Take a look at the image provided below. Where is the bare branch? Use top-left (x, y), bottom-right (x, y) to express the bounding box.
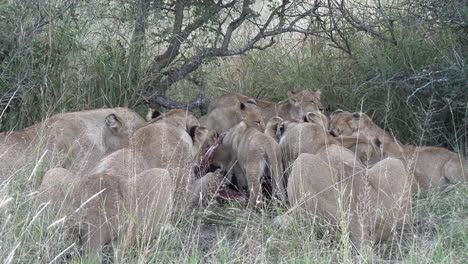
top-left (139, 0), bottom-right (325, 109)
top-left (331, 0), bottom-right (398, 45)
top-left (127, 0), bottom-right (151, 84)
top-left (222, 0), bottom-right (251, 50)
top-left (149, 0), bottom-right (237, 78)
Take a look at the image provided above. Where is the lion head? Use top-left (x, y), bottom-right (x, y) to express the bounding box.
top-left (328, 110), bottom-right (394, 142)
top-left (286, 90), bottom-right (324, 120)
top-left (238, 98), bottom-right (264, 130)
top-left (201, 97), bottom-right (264, 133)
top-left (329, 110), bottom-right (368, 137)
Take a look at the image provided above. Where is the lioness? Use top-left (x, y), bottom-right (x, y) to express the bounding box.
top-left (88, 110), bottom-right (218, 196)
top-left (212, 120), bottom-right (286, 206)
top-left (38, 110), bottom-right (227, 254)
top-left (39, 169), bottom-right (228, 255)
top-left (38, 167), bottom-right (173, 255)
top-left (265, 111), bottom-right (329, 143)
top-left (199, 97), bottom-right (263, 133)
top-left (362, 136), bottom-right (467, 191)
top-left (0, 108), bottom-right (145, 182)
top-left (328, 110), bottom-right (393, 140)
top-left (329, 110), bottom-right (467, 191)
top-left (278, 112), bottom-right (354, 173)
top-left (208, 90), bottom-right (324, 123)
top-left (288, 153), bottom-right (412, 248)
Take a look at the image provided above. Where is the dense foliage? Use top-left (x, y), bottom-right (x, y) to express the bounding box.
top-left (1, 0), bottom-right (465, 153)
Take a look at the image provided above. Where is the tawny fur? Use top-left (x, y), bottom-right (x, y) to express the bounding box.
top-left (287, 153), bottom-right (412, 248)
top-left (304, 111), bottom-right (329, 129)
top-left (37, 168), bottom-right (173, 255)
top-left (199, 97), bottom-right (263, 133)
top-left (264, 116), bottom-right (285, 142)
top-left (279, 116), bottom-right (342, 176)
top-left (212, 120), bottom-right (286, 206)
top-left (366, 137), bottom-right (467, 192)
top-left (0, 108), bottom-right (145, 182)
top-left (328, 110), bottom-right (394, 141)
top-left (276, 111), bottom-right (412, 247)
top-left (88, 110), bottom-right (218, 201)
top-left (37, 110), bottom-right (223, 254)
top-left (207, 90), bottom-right (324, 124)
top-left (329, 111), bottom-right (467, 191)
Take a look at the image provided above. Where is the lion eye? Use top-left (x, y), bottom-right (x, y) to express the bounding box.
top-left (309, 101), bottom-right (315, 104)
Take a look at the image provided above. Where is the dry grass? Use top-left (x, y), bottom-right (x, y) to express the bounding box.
top-left (0, 145), bottom-right (466, 263)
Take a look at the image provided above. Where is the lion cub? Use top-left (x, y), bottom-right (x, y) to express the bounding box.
top-left (212, 120), bottom-right (286, 206)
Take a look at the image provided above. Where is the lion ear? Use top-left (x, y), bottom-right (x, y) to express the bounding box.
top-left (374, 137), bottom-right (382, 148)
top-left (246, 98), bottom-right (257, 105)
top-left (189, 126), bottom-right (199, 140)
top-left (146, 108), bottom-right (161, 121)
top-left (304, 112), bottom-right (315, 123)
top-left (315, 90), bottom-right (321, 99)
top-left (279, 122), bottom-right (287, 136)
top-left (240, 102), bottom-right (246, 110)
top-left (105, 114), bottom-right (123, 135)
top-left (352, 112), bottom-right (361, 120)
top-left (332, 109), bottom-right (344, 115)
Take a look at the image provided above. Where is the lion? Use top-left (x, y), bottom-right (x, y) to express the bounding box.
top-left (87, 110), bottom-right (219, 198)
top-left (38, 168), bottom-right (228, 255)
top-left (328, 110), bottom-right (393, 140)
top-left (328, 110), bottom-right (467, 191)
top-left (273, 111), bottom-right (369, 182)
top-left (287, 153), bottom-right (412, 249)
top-left (211, 120), bottom-right (286, 206)
top-left (358, 136), bottom-right (467, 192)
top-left (37, 110), bottom-right (228, 255)
top-left (37, 167), bottom-right (173, 255)
top-left (0, 108), bottom-right (145, 182)
top-left (208, 90), bottom-right (324, 123)
top-left (278, 112), bottom-right (341, 173)
top-left (265, 111), bottom-right (329, 142)
top-left (199, 97), bottom-right (263, 133)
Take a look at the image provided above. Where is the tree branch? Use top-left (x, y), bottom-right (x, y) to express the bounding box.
top-left (127, 0), bottom-right (151, 85)
top-left (148, 0), bottom-right (237, 79)
top-left (139, 0), bottom-right (323, 110)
